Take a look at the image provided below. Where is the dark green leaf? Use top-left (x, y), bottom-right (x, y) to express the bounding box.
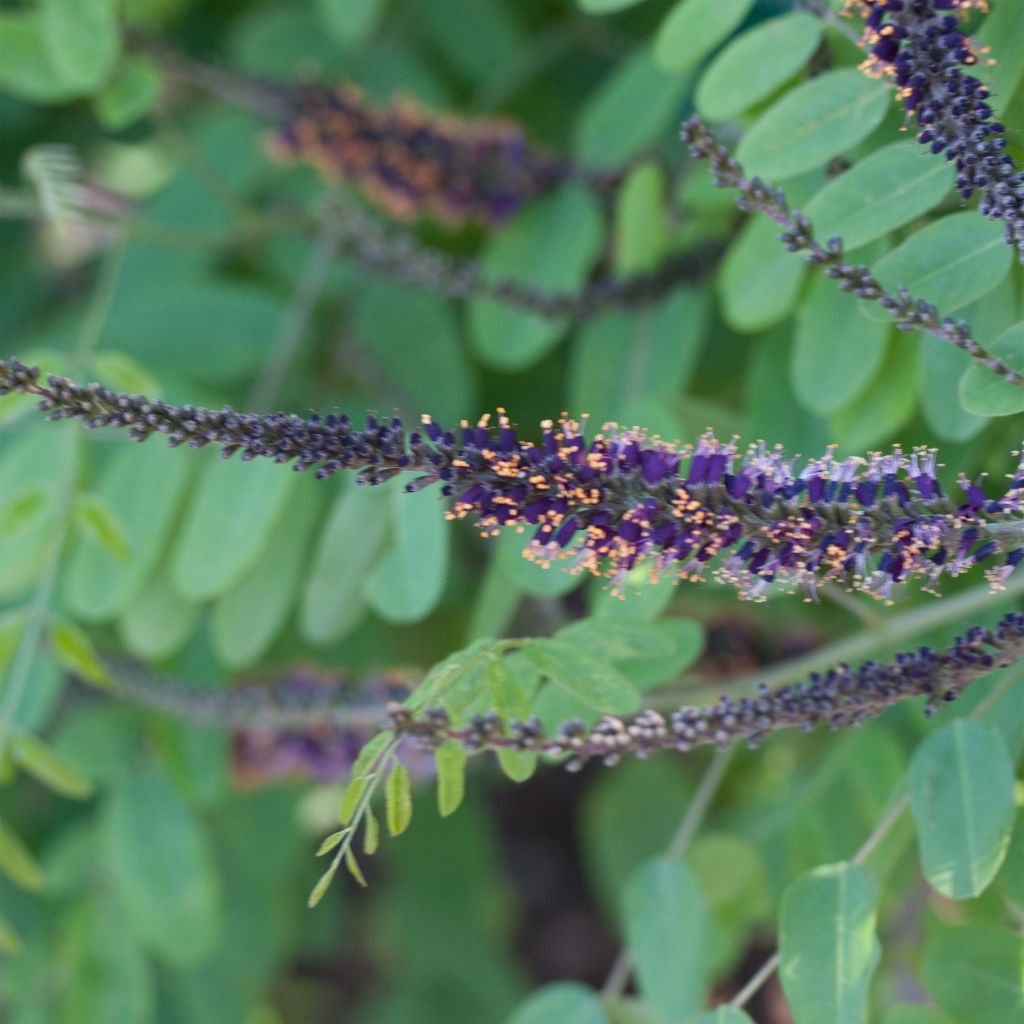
top-left (469, 185), bottom-right (603, 370)
top-left (575, 45), bottom-right (694, 168)
top-left (94, 56), bottom-right (162, 130)
top-left (103, 766), bottom-right (222, 964)
top-left (922, 926), bottom-right (1024, 1024)
top-left (909, 719), bottom-right (1015, 899)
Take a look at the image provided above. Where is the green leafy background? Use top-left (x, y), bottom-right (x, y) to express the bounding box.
top-left (1, 1), bottom-right (1022, 1022)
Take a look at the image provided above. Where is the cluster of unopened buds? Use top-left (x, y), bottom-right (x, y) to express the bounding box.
top-left (2, 358), bottom-right (1022, 606)
top-left (388, 611), bottom-right (1024, 770)
top-left (266, 81), bottom-right (569, 226)
top-left (847, 0), bottom-right (1024, 256)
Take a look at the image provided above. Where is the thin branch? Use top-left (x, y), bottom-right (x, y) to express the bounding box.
top-left (681, 116), bottom-right (1024, 387)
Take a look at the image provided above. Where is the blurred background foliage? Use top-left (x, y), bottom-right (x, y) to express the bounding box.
top-left (0, 1), bottom-right (1022, 1022)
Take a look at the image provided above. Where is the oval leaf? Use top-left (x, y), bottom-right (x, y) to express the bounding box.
top-left (737, 70), bottom-right (889, 182)
top-left (804, 142), bottom-right (955, 252)
top-left (521, 637), bottom-right (640, 715)
top-left (11, 732), bottom-right (93, 799)
top-left (909, 718), bottom-right (1016, 899)
top-left (385, 762), bottom-right (413, 837)
top-left (435, 741), bottom-right (467, 818)
top-left (959, 320), bottom-right (1024, 417)
top-left (505, 982), bottom-right (609, 1024)
top-left (469, 184), bottom-right (603, 371)
top-left (779, 862), bottom-right (881, 1024)
top-left (871, 213), bottom-right (1012, 315)
top-left (623, 857), bottom-right (710, 1021)
top-left (654, 0), bottom-right (755, 75)
top-left (102, 766), bottom-right (222, 964)
top-left (695, 12), bottom-right (822, 123)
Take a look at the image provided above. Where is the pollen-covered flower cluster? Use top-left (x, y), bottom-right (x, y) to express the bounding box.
top-left (389, 611), bottom-right (1024, 770)
top-left (266, 81), bottom-right (567, 226)
top-left (3, 357), bottom-right (1022, 605)
top-left (850, 0), bottom-right (1024, 256)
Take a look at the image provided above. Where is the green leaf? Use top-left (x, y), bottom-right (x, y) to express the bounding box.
top-left (871, 213), bottom-right (1012, 315)
top-left (50, 618), bottom-right (112, 689)
top-left (779, 862), bottom-right (881, 1024)
top-left (0, 484), bottom-right (48, 538)
top-left (695, 12), bottom-right (822, 123)
top-left (354, 283), bottom-right (476, 424)
top-left (316, 829), bottom-right (348, 857)
top-left (831, 336), bottom-right (918, 453)
top-left (496, 528), bottom-right (581, 599)
top-left (803, 142), bottom-right (955, 252)
top-left (362, 805), bottom-right (380, 855)
top-left (569, 287), bottom-right (709, 425)
top-left (505, 982), bottom-right (609, 1024)
top-left (556, 618), bottom-right (674, 661)
top-left (0, 611), bottom-right (25, 682)
top-left (89, 349), bottom-right (162, 397)
top-left (41, 0), bottom-right (120, 94)
top-left (736, 70), bottom-right (889, 182)
top-left (653, 0), bottom-right (755, 75)
top-left (521, 638), bottom-right (641, 715)
top-left (486, 656), bottom-right (537, 782)
top-left (977, 0), bottom-right (1024, 116)
top-left (0, 912), bottom-right (21, 955)
top-left (365, 484), bottom-right (450, 624)
top-left (385, 762), bottom-right (413, 836)
top-left (61, 897), bottom-right (155, 1024)
top-left (314, 0), bottom-right (384, 47)
top-left (73, 492), bottom-right (131, 563)
top-left (299, 480), bottom-right (391, 647)
top-left (922, 926), bottom-right (1024, 1024)
top-left (622, 857), bottom-right (710, 1021)
top-left (690, 1010), bottom-right (756, 1024)
top-left (117, 564), bottom-right (200, 661)
top-left (10, 732), bottom-right (93, 799)
top-left (103, 766), bottom-right (222, 964)
top-left (211, 479), bottom-right (322, 669)
top-left (94, 56), bottom-right (162, 130)
top-left (574, 45), bottom-right (694, 168)
top-left (64, 441), bottom-right (192, 623)
top-left (0, 818), bottom-right (44, 891)
top-left (881, 1008), bottom-right (951, 1024)
top-left (345, 847), bottom-right (368, 887)
top-left (792, 271), bottom-right (890, 416)
top-left (0, 11), bottom-right (81, 103)
top-left (469, 185), bottom-right (603, 371)
top-left (614, 162), bottom-right (667, 275)
top-left (436, 741), bottom-right (467, 818)
top-left (339, 732), bottom-right (391, 824)
top-left (918, 335), bottom-right (987, 443)
top-left (578, 0), bottom-right (648, 13)
top-left (307, 859), bottom-right (340, 908)
top-left (909, 718), bottom-right (1016, 899)
top-left (718, 216), bottom-right (806, 332)
top-left (959, 320), bottom-right (1024, 417)
top-left (171, 454), bottom-right (297, 601)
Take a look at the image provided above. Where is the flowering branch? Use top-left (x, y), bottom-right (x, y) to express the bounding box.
top-left (681, 114), bottom-right (1024, 388)
top-left (388, 611), bottom-right (1024, 771)
top-left (847, 0), bottom-right (1024, 258)
top-left (3, 358), bottom-right (1022, 604)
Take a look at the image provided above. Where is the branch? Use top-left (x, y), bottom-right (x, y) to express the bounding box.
top-left (3, 358), bottom-right (1022, 604)
top-left (681, 115), bottom-right (1024, 387)
top-left (388, 611), bottom-right (1024, 771)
